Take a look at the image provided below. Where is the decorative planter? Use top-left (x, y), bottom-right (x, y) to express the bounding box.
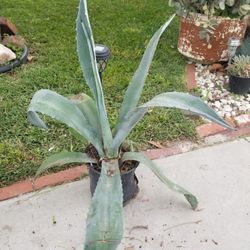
top-left (88, 161), bottom-right (139, 205)
top-left (178, 14), bottom-right (247, 64)
top-left (229, 74), bottom-right (250, 94)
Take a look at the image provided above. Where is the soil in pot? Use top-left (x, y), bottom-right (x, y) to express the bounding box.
top-left (85, 145), bottom-right (140, 205)
top-left (229, 74), bottom-right (250, 94)
top-left (178, 14), bottom-right (247, 64)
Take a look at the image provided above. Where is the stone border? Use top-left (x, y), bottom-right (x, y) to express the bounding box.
top-left (0, 64), bottom-right (249, 202)
top-left (0, 166), bottom-right (88, 201)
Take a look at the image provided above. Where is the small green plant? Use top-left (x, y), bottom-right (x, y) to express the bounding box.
top-left (28, 0), bottom-right (231, 249)
top-left (227, 55), bottom-right (250, 77)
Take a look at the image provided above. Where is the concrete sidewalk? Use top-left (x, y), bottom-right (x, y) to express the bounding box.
top-left (0, 139), bottom-right (250, 250)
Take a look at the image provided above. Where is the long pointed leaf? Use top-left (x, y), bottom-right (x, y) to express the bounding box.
top-left (122, 152), bottom-right (198, 210)
top-left (71, 93), bottom-right (102, 139)
top-left (77, 0), bottom-right (113, 150)
top-left (36, 151), bottom-right (96, 176)
top-left (76, 0), bottom-right (100, 100)
top-left (116, 14), bottom-right (175, 131)
top-left (111, 91), bottom-right (233, 153)
top-left (141, 92), bottom-right (232, 129)
top-left (27, 89), bottom-right (104, 156)
top-left (84, 160), bottom-right (123, 250)
top-left (109, 107), bottom-right (148, 155)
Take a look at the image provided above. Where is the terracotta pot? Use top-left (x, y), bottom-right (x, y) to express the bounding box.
top-left (178, 14), bottom-right (247, 64)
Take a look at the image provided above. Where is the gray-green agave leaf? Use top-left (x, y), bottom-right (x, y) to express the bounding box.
top-left (27, 89), bottom-right (104, 156)
top-left (122, 152), bottom-right (198, 210)
top-left (111, 92), bottom-right (232, 154)
top-left (77, 0), bottom-right (113, 150)
top-left (36, 151), bottom-right (96, 176)
top-left (84, 160), bottom-right (123, 250)
top-left (116, 14), bottom-right (176, 132)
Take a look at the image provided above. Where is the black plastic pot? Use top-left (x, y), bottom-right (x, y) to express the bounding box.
top-left (229, 74), bottom-right (250, 95)
top-left (88, 162), bottom-right (139, 205)
top-left (0, 45), bottom-right (28, 73)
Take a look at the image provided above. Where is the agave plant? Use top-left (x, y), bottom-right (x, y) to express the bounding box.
top-left (27, 0), bottom-right (232, 249)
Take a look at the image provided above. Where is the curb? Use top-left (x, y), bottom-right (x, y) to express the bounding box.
top-left (0, 65), bottom-right (249, 202)
top-left (0, 166), bottom-right (88, 201)
top-left (1, 123), bottom-right (249, 202)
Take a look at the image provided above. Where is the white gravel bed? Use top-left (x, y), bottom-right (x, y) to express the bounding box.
top-left (195, 64), bottom-right (250, 118)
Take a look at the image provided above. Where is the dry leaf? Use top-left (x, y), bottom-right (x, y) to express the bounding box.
top-left (124, 247), bottom-right (135, 250)
top-left (148, 141), bottom-right (165, 149)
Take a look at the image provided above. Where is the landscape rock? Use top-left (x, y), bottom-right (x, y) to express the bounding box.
top-left (0, 44), bottom-right (16, 64)
top-left (195, 64), bottom-right (250, 118)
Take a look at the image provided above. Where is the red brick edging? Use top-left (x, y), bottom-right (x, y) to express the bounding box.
top-left (0, 166), bottom-right (88, 201)
top-left (1, 120), bottom-right (249, 202)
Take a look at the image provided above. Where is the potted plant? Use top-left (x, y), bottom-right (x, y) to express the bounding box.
top-left (168, 0), bottom-right (250, 64)
top-left (227, 55), bottom-right (250, 94)
top-left (27, 0), bottom-right (231, 249)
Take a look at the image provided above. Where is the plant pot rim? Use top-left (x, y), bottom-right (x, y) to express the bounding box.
top-left (88, 160), bottom-right (140, 175)
top-left (181, 12), bottom-right (242, 22)
top-left (0, 45), bottom-right (28, 73)
top-left (229, 74), bottom-right (250, 80)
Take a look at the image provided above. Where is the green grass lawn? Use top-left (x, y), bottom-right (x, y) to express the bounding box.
top-left (0, 0), bottom-right (197, 187)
